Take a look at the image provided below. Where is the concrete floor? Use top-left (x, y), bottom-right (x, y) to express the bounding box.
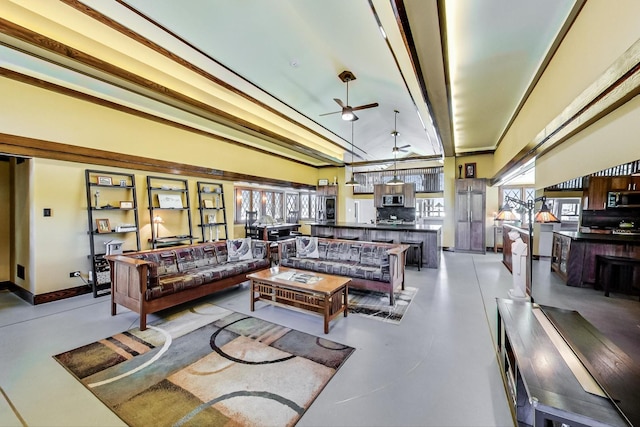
top-left (1, 251), bottom-right (638, 426)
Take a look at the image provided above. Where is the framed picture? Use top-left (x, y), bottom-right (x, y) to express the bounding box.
top-left (97, 176), bottom-right (113, 186)
top-left (318, 179), bottom-right (329, 186)
top-left (119, 201), bottom-right (134, 209)
top-left (157, 193), bottom-right (183, 209)
top-left (464, 163), bottom-right (476, 178)
top-left (96, 218), bottom-right (111, 233)
top-left (203, 199), bottom-right (214, 209)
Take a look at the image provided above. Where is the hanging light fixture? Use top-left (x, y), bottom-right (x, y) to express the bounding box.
top-left (345, 121), bottom-right (359, 186)
top-left (387, 110), bottom-right (404, 185)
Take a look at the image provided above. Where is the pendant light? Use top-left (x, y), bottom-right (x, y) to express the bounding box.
top-left (345, 121), bottom-right (359, 186)
top-left (387, 110), bottom-right (404, 185)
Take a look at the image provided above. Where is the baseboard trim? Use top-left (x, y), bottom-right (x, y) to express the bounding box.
top-left (2, 282), bottom-right (91, 305)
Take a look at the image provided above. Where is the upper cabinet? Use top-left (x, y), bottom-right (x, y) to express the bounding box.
top-left (403, 183), bottom-right (416, 208)
top-left (586, 176), bottom-right (640, 210)
top-left (317, 185), bottom-right (338, 196)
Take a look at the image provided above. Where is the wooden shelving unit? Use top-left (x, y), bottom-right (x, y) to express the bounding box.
top-left (146, 175), bottom-right (194, 249)
top-left (196, 181), bottom-right (228, 242)
top-left (85, 169), bottom-right (140, 297)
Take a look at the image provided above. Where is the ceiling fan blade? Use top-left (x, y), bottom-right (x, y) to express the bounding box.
top-left (398, 144), bottom-right (411, 149)
top-left (333, 98), bottom-right (345, 108)
top-left (351, 102), bottom-right (379, 112)
top-left (319, 110), bottom-right (341, 117)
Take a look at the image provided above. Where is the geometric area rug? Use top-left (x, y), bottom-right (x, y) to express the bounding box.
top-left (348, 286), bottom-right (418, 325)
top-left (53, 303), bottom-right (354, 427)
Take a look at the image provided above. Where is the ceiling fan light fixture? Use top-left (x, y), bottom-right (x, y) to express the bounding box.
top-left (341, 108), bottom-right (355, 121)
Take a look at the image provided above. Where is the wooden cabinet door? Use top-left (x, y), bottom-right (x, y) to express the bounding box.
top-left (373, 185), bottom-right (384, 207)
top-left (403, 183), bottom-right (416, 207)
top-left (455, 179), bottom-right (486, 253)
top-left (587, 176), bottom-right (609, 210)
top-left (455, 187), bottom-right (471, 250)
top-left (610, 176), bottom-right (631, 191)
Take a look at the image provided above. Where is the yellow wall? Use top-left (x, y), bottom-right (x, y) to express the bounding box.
top-left (0, 76), bottom-right (326, 296)
top-left (0, 161), bottom-right (10, 281)
top-left (495, 0), bottom-right (640, 181)
top-left (0, 77), bottom-right (317, 186)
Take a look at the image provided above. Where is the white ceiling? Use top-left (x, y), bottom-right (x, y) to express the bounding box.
top-left (1, 0), bottom-right (582, 175)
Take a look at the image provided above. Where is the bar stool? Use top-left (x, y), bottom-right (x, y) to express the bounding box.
top-left (401, 240), bottom-right (423, 271)
top-left (596, 255), bottom-right (640, 299)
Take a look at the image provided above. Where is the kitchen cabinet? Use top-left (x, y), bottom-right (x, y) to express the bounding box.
top-left (551, 232), bottom-right (571, 282)
top-left (610, 176), bottom-right (640, 191)
top-left (586, 176), bottom-right (609, 210)
top-left (403, 183), bottom-right (416, 208)
top-left (455, 178), bottom-right (486, 253)
top-left (374, 184), bottom-right (384, 208)
top-left (317, 185), bottom-right (338, 196)
top-left (586, 176), bottom-right (640, 210)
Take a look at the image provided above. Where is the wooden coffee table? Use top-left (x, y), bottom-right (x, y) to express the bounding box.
top-left (247, 267), bottom-right (350, 334)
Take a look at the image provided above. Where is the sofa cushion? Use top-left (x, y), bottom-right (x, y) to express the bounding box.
top-left (192, 244), bottom-right (219, 268)
top-left (134, 251), bottom-right (178, 275)
top-left (251, 240), bottom-right (268, 259)
top-left (175, 247), bottom-right (196, 272)
top-left (296, 236), bottom-right (319, 258)
top-left (360, 244), bottom-right (389, 267)
top-left (227, 238), bottom-right (253, 261)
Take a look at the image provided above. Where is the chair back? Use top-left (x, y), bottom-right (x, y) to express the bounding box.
top-left (245, 211), bottom-right (260, 239)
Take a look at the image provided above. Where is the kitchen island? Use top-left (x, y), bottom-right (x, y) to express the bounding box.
top-left (552, 231), bottom-right (640, 287)
top-left (310, 222), bottom-right (441, 268)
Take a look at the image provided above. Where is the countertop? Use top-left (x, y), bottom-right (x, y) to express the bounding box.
top-left (554, 230), bottom-right (640, 244)
top-left (309, 222), bottom-right (442, 232)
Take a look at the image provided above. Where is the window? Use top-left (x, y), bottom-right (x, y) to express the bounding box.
top-left (416, 198), bottom-right (445, 218)
top-left (500, 186), bottom-right (535, 224)
top-left (235, 187), bottom-right (315, 223)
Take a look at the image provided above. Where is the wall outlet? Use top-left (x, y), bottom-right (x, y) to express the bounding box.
top-left (69, 271), bottom-right (81, 278)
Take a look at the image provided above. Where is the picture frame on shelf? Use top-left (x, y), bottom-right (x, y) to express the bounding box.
top-left (203, 199), bottom-right (214, 209)
top-left (157, 193), bottom-right (183, 209)
top-left (97, 176), bottom-right (113, 186)
top-left (119, 201), bottom-right (134, 209)
top-left (96, 218), bottom-right (111, 233)
top-left (318, 179), bottom-right (329, 186)
top-left (465, 163), bottom-right (476, 179)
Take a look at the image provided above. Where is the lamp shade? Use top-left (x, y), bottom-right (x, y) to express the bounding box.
top-left (534, 202), bottom-right (560, 223)
top-left (345, 176), bottom-right (359, 186)
top-left (495, 204), bottom-right (517, 221)
top-left (387, 175), bottom-right (404, 185)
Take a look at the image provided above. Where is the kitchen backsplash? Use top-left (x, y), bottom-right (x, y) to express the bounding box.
top-left (376, 207), bottom-right (416, 222)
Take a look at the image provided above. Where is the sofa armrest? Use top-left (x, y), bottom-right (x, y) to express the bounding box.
top-left (106, 255), bottom-right (153, 295)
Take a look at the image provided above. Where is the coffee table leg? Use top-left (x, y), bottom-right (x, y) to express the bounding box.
top-left (324, 296), bottom-right (330, 334)
top-left (250, 279), bottom-right (255, 311)
top-left (344, 285), bottom-right (349, 317)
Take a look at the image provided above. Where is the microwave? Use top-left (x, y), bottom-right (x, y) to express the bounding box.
top-left (609, 191), bottom-right (640, 208)
top-left (382, 195), bottom-right (404, 206)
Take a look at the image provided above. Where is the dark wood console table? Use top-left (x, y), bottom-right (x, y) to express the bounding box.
top-left (496, 298), bottom-right (635, 426)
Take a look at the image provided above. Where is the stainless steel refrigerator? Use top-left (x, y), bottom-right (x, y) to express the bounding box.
top-left (317, 196), bottom-right (336, 223)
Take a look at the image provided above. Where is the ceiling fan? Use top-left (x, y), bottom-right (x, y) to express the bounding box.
top-left (319, 70), bottom-right (379, 121)
top-left (391, 113), bottom-right (410, 153)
